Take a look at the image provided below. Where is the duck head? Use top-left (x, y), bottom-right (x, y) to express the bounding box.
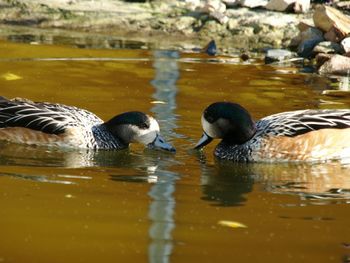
top-left (104, 111), bottom-right (175, 152)
top-left (194, 102), bottom-right (256, 149)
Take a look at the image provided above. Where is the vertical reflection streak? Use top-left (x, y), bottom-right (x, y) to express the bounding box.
top-left (148, 50), bottom-right (180, 263)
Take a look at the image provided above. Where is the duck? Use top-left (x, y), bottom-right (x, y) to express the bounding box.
top-left (0, 96), bottom-right (175, 152)
top-left (194, 101), bottom-right (350, 162)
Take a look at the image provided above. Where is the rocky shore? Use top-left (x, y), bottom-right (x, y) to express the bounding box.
top-left (0, 0), bottom-right (313, 51)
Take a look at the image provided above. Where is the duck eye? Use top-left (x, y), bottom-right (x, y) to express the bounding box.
top-left (139, 122), bottom-right (149, 129)
top-left (207, 116), bottom-right (215, 123)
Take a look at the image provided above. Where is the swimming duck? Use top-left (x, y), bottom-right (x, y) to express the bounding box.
top-left (194, 102), bottom-right (350, 162)
top-left (0, 96), bottom-right (175, 152)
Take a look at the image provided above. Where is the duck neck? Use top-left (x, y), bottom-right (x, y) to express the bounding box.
top-left (101, 123), bottom-right (129, 148)
top-left (222, 123), bottom-right (257, 145)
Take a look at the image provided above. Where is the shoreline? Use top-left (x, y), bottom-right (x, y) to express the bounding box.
top-left (0, 0), bottom-right (313, 51)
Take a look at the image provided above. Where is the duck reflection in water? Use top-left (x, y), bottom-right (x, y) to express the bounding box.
top-left (0, 141), bottom-right (177, 183)
top-left (197, 152), bottom-right (350, 206)
top-left (197, 152), bottom-right (254, 206)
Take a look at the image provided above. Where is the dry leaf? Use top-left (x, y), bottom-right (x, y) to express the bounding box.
top-left (218, 220), bottom-right (247, 228)
top-left (2, 73), bottom-right (22, 81)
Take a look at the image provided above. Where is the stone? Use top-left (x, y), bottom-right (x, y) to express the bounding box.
top-left (240, 52), bottom-right (250, 61)
top-left (174, 16), bottom-right (196, 32)
top-left (318, 54), bottom-right (350, 75)
top-left (264, 49), bottom-right (294, 64)
top-left (312, 41), bottom-right (343, 54)
top-left (297, 21), bottom-right (313, 32)
top-left (313, 5), bottom-right (350, 34)
top-left (324, 25), bottom-right (347, 43)
top-left (341, 37), bottom-right (350, 53)
top-left (183, 0), bottom-right (201, 11)
top-left (202, 39), bottom-right (217, 55)
top-left (300, 27), bottom-right (324, 42)
top-left (290, 35), bottom-right (302, 49)
top-left (334, 1), bottom-right (350, 11)
top-left (210, 11), bottom-right (229, 24)
top-left (240, 0), bottom-right (268, 8)
top-left (290, 22), bottom-right (314, 48)
top-left (197, 0), bottom-right (228, 24)
top-left (298, 39), bottom-right (322, 57)
top-left (224, 0), bottom-right (267, 8)
top-left (296, 27), bottom-right (324, 57)
top-left (315, 53), bottom-right (333, 68)
top-left (227, 18), bottom-right (239, 30)
top-left (222, 0), bottom-right (240, 7)
top-left (265, 0), bottom-right (310, 13)
top-left (322, 90), bottom-right (350, 97)
top-left (292, 0), bottom-right (310, 13)
top-left (200, 0), bottom-right (226, 13)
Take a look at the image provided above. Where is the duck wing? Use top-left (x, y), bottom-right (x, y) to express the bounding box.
top-left (0, 96), bottom-right (102, 135)
top-left (258, 109), bottom-right (350, 137)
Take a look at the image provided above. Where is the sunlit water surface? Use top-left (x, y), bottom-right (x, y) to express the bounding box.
top-left (1, 39), bottom-right (350, 263)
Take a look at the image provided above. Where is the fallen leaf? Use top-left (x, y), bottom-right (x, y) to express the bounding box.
top-left (2, 73), bottom-right (22, 81)
top-left (151, 101), bottom-right (166, 104)
top-left (218, 220), bottom-right (247, 229)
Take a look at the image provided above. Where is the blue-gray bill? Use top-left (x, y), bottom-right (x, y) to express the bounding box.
top-left (194, 132), bottom-right (213, 150)
top-left (148, 134), bottom-right (176, 152)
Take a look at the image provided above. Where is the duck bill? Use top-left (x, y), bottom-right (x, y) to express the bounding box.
top-left (148, 134), bottom-right (176, 153)
top-left (194, 132), bottom-right (213, 149)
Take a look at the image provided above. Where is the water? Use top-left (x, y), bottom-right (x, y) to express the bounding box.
top-left (1, 38), bottom-right (350, 263)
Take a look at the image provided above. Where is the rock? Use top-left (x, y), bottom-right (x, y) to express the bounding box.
top-left (210, 10), bottom-right (229, 24)
top-left (297, 21), bottom-right (313, 32)
top-left (183, 0), bottom-right (201, 11)
top-left (324, 25), bottom-right (347, 43)
top-left (322, 90), bottom-right (350, 97)
top-left (298, 39), bottom-right (322, 57)
top-left (224, 0), bottom-right (267, 8)
top-left (227, 18), bottom-right (238, 30)
top-left (202, 39), bottom-right (217, 55)
top-left (341, 37), bottom-right (350, 53)
top-left (240, 0), bottom-right (268, 8)
top-left (313, 5), bottom-right (350, 34)
top-left (292, 0), bottom-right (310, 13)
top-left (296, 27), bottom-right (324, 57)
top-left (240, 52), bottom-right (250, 61)
top-left (222, 0), bottom-right (240, 7)
top-left (199, 0), bottom-right (226, 13)
top-left (300, 27), bottom-right (324, 42)
top-left (197, 0), bottom-right (228, 24)
top-left (318, 54), bottom-right (350, 75)
top-left (334, 1), bottom-right (350, 12)
top-left (315, 53), bottom-right (332, 68)
top-left (264, 49), bottom-right (294, 64)
top-left (290, 22), bottom-right (314, 48)
top-left (312, 41), bottom-right (343, 54)
top-left (289, 22), bottom-right (314, 48)
top-left (174, 16), bottom-right (197, 33)
top-left (265, 0), bottom-right (310, 13)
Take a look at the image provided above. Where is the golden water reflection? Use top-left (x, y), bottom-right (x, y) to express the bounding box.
top-left (0, 40), bottom-right (350, 263)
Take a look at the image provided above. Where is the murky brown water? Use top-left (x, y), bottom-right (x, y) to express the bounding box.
top-left (1, 39), bottom-right (350, 263)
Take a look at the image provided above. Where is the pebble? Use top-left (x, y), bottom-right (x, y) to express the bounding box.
top-left (264, 49), bottom-right (293, 64)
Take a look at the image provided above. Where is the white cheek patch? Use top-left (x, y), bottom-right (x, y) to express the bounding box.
top-left (201, 115), bottom-right (224, 138)
top-left (133, 117), bottom-right (160, 145)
